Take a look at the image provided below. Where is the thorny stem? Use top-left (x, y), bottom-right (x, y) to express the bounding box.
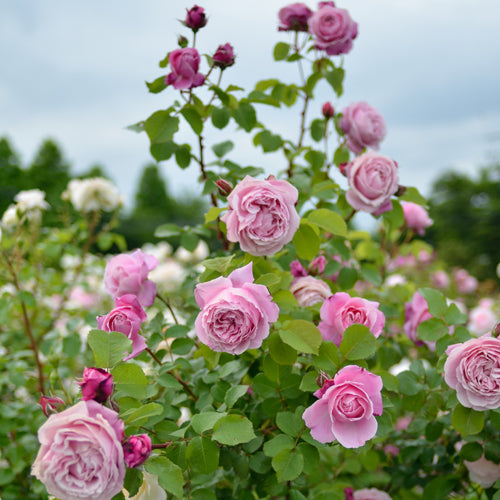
top-left (156, 292), bottom-right (179, 325)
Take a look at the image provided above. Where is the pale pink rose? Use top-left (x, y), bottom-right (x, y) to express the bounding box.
top-left (123, 434), bottom-right (152, 468)
top-left (97, 294), bottom-right (148, 360)
top-left (345, 152), bottom-right (399, 215)
top-left (308, 4), bottom-right (358, 56)
top-left (395, 415), bottom-right (412, 431)
top-left (353, 488), bottom-right (392, 500)
top-left (319, 292), bottom-right (385, 346)
top-left (453, 268), bottom-right (478, 294)
top-left (290, 276), bottom-right (331, 307)
top-left (386, 254), bottom-right (417, 272)
top-left (444, 334), bottom-right (500, 411)
top-left (278, 3), bottom-right (313, 31)
top-left (401, 201), bottom-right (433, 236)
top-left (104, 249), bottom-right (158, 307)
top-left (465, 455), bottom-right (500, 488)
top-left (469, 303), bottom-right (496, 336)
top-left (431, 270), bottom-right (450, 289)
top-left (384, 444), bottom-right (400, 457)
top-left (310, 255), bottom-right (326, 274)
top-left (32, 400), bottom-right (125, 500)
top-left (403, 291), bottom-right (432, 345)
top-left (194, 263), bottom-right (279, 354)
top-left (417, 249), bottom-right (434, 264)
top-left (221, 175), bottom-right (300, 256)
top-left (303, 365), bottom-right (383, 448)
top-left (339, 102), bottom-right (386, 155)
top-left (165, 48), bottom-right (205, 90)
top-left (79, 367), bottom-right (114, 403)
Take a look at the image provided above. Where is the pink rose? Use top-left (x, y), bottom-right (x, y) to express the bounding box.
top-left (469, 303), bottom-right (496, 336)
top-left (353, 489), bottom-right (392, 500)
top-left (195, 263), bottom-right (279, 354)
top-left (318, 292), bottom-right (385, 346)
top-left (464, 455), bottom-right (500, 488)
top-left (104, 249), bottom-right (158, 307)
top-left (278, 3), bottom-right (313, 31)
top-left (453, 268), bottom-right (478, 294)
top-left (165, 48), bottom-right (205, 90)
top-left (310, 255), bottom-right (326, 274)
top-left (290, 276), bottom-right (331, 307)
top-left (403, 291), bottom-right (432, 346)
top-left (221, 175), bottom-right (300, 256)
top-left (339, 102), bottom-right (386, 155)
top-left (444, 334), bottom-right (500, 410)
top-left (39, 395), bottom-right (65, 417)
top-left (345, 151), bottom-right (399, 215)
top-left (79, 367), bottom-right (114, 403)
top-left (308, 4), bottom-right (358, 56)
top-left (213, 43), bottom-right (236, 69)
top-left (123, 434), bottom-right (152, 468)
top-left (184, 5), bottom-right (207, 32)
top-left (97, 294), bottom-right (148, 360)
top-left (303, 365), bottom-right (383, 448)
top-left (401, 201), bottom-right (433, 235)
top-left (32, 400), bottom-right (125, 500)
top-left (431, 270), bottom-right (450, 289)
top-left (290, 260), bottom-right (308, 279)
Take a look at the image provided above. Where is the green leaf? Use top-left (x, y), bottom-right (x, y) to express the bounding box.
top-left (418, 287), bottom-right (447, 318)
top-left (201, 255), bottom-right (234, 274)
top-left (144, 111), bottom-right (179, 144)
top-left (444, 303), bottom-right (468, 325)
top-left (272, 448), bottom-right (304, 482)
top-left (417, 318), bottom-right (449, 342)
top-left (459, 442), bottom-right (483, 461)
top-left (268, 333), bottom-right (297, 365)
top-left (204, 207), bottom-right (224, 223)
top-left (123, 467), bottom-right (142, 497)
top-left (263, 434), bottom-right (295, 457)
top-left (145, 455), bottom-right (184, 499)
top-left (112, 364), bottom-right (147, 399)
top-left (186, 437), bottom-right (219, 474)
top-left (191, 411), bottom-right (227, 434)
top-left (312, 341), bottom-right (340, 371)
top-left (451, 404), bottom-right (484, 436)
top-left (224, 385), bottom-right (249, 408)
top-left (165, 324), bottom-right (190, 338)
top-left (180, 231), bottom-right (199, 252)
top-left (273, 42), bottom-right (290, 61)
top-left (333, 146), bottom-right (350, 166)
top-left (276, 411), bottom-right (304, 437)
top-left (212, 140), bottom-right (234, 158)
top-left (307, 208), bottom-right (347, 237)
top-left (180, 107), bottom-right (203, 135)
top-left (232, 102), bottom-right (257, 132)
top-left (87, 329), bottom-right (132, 368)
top-left (212, 414), bottom-right (256, 445)
top-left (174, 144), bottom-right (191, 169)
top-left (122, 402), bottom-right (164, 426)
top-left (337, 267), bottom-right (358, 290)
top-left (146, 75), bottom-right (167, 94)
top-left (155, 223), bottom-right (182, 238)
top-left (150, 141), bottom-right (176, 161)
top-left (396, 371), bottom-right (421, 396)
top-left (325, 67), bottom-right (344, 97)
top-left (339, 324), bottom-right (378, 360)
top-left (18, 290), bottom-right (35, 307)
top-left (279, 320), bottom-right (322, 355)
top-left (422, 477), bottom-right (458, 500)
top-left (257, 130), bottom-right (282, 152)
top-left (192, 489), bottom-right (217, 500)
top-left (310, 119), bottom-right (326, 142)
top-left (211, 106), bottom-right (231, 129)
top-left (293, 223), bottom-right (320, 260)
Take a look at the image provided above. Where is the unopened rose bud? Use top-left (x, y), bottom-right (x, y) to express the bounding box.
top-left (310, 255), bottom-right (326, 274)
top-left (322, 102), bottom-right (334, 119)
top-left (177, 35), bottom-right (189, 48)
top-left (39, 395), bottom-right (65, 417)
top-left (493, 322), bottom-right (500, 338)
top-left (213, 43), bottom-right (235, 69)
top-left (338, 162), bottom-right (348, 176)
top-left (344, 487), bottom-right (354, 500)
top-left (123, 434), bottom-right (152, 468)
top-left (216, 179), bottom-right (233, 197)
top-left (395, 185), bottom-right (407, 197)
top-left (79, 367), bottom-right (113, 403)
top-left (184, 5), bottom-right (207, 32)
top-left (316, 371), bottom-right (329, 388)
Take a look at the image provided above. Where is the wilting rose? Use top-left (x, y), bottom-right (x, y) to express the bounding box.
top-left (104, 249), bottom-right (158, 307)
top-left (165, 48), bottom-right (205, 90)
top-left (184, 5), bottom-right (207, 31)
top-left (339, 102), bottom-right (386, 155)
top-left (308, 3), bottom-right (358, 55)
top-left (401, 201), bottom-right (433, 235)
top-left (97, 294), bottom-right (148, 360)
top-left (194, 263), bottom-right (279, 354)
top-left (221, 175), bottom-right (300, 256)
top-left (319, 292), bottom-right (385, 346)
top-left (79, 367), bottom-right (114, 403)
top-left (464, 455), bottom-right (500, 488)
top-left (32, 400), bottom-right (125, 500)
top-left (278, 3), bottom-right (313, 31)
top-left (123, 434), bottom-right (152, 468)
top-left (290, 276), bottom-right (331, 307)
top-left (444, 334), bottom-right (500, 411)
top-left (213, 43), bottom-right (235, 69)
top-left (345, 151), bottom-right (399, 215)
top-left (303, 365), bottom-right (383, 448)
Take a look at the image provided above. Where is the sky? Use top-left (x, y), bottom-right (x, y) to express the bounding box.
top-left (1, 0), bottom-right (500, 210)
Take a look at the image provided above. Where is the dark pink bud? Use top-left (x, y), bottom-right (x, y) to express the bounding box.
top-left (493, 322), bottom-right (500, 338)
top-left (123, 434), bottom-right (152, 468)
top-left (79, 367), bottom-right (114, 403)
top-left (213, 43), bottom-right (235, 69)
top-left (310, 255), bottom-right (326, 274)
top-left (395, 185), bottom-right (407, 197)
top-left (278, 3), bottom-right (313, 32)
top-left (39, 395), bottom-right (65, 417)
top-left (344, 487), bottom-right (354, 500)
top-left (322, 102), bottom-right (334, 119)
top-left (185, 5), bottom-right (207, 32)
top-left (216, 179), bottom-right (233, 197)
top-left (338, 162), bottom-right (348, 176)
top-left (316, 371), bottom-right (329, 389)
top-left (290, 260), bottom-right (307, 279)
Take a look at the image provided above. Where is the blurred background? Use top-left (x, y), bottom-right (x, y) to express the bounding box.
top-left (1, 0), bottom-right (500, 280)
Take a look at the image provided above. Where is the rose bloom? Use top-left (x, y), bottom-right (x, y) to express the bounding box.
top-left (464, 455), bottom-right (500, 488)
top-left (184, 5), bottom-right (207, 31)
top-left (303, 365), bottom-right (383, 448)
top-left (213, 43), bottom-right (235, 69)
top-left (165, 48), bottom-right (205, 90)
top-left (468, 302), bottom-right (496, 336)
top-left (194, 262), bottom-right (279, 354)
top-left (31, 400), bottom-right (125, 500)
top-left (308, 3), bottom-right (358, 56)
top-left (79, 367), bottom-right (114, 403)
top-left (431, 269), bottom-right (450, 289)
top-left (278, 3), bottom-right (313, 31)
top-left (319, 292), bottom-right (385, 346)
top-left (444, 334), bottom-right (500, 411)
top-left (353, 489), bottom-right (392, 500)
top-left (97, 294), bottom-right (148, 360)
top-left (14, 189), bottom-right (50, 213)
top-left (339, 102), bottom-right (386, 155)
top-left (401, 201), bottom-right (433, 235)
top-left (221, 175), bottom-right (300, 256)
top-left (290, 276), bottom-right (331, 307)
top-left (453, 268), bottom-right (478, 294)
top-left (104, 249), bottom-right (158, 307)
top-left (124, 472), bottom-right (166, 500)
top-left (63, 178), bottom-right (122, 212)
top-left (403, 291), bottom-right (442, 350)
top-left (345, 151), bottom-right (399, 215)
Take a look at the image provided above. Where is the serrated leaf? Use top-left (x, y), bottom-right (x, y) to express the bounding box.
top-left (144, 111), bottom-right (179, 144)
top-left (186, 436), bottom-right (219, 474)
top-left (272, 448), bottom-right (304, 482)
top-left (87, 330), bottom-right (132, 368)
top-left (452, 404), bottom-right (484, 436)
top-left (212, 414), bottom-right (256, 445)
top-left (339, 324), bottom-right (378, 360)
top-left (112, 364), bottom-right (147, 399)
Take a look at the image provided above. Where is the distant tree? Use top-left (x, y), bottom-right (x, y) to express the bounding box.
top-left (0, 137), bottom-right (25, 214)
top-left (427, 164), bottom-right (500, 281)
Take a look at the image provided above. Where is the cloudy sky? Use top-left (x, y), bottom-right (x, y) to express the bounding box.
top-left (1, 0), bottom-right (500, 208)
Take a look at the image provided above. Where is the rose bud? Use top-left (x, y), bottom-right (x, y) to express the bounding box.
top-left (213, 43), bottom-right (236, 69)
top-left (322, 102), bottom-right (334, 119)
top-left (79, 367), bottom-right (114, 403)
top-left (493, 322), bottom-right (500, 338)
top-left (184, 5), bottom-right (207, 32)
top-left (39, 395), bottom-right (65, 417)
top-left (338, 162), bottom-right (348, 176)
top-left (123, 434), bottom-right (152, 468)
top-left (216, 178), bottom-right (233, 197)
top-left (345, 488), bottom-right (354, 500)
top-left (177, 35), bottom-right (189, 48)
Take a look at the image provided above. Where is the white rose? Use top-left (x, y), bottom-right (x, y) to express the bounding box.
top-left (64, 177), bottom-right (122, 212)
top-left (123, 472), bottom-right (166, 500)
top-left (175, 240), bottom-right (209, 263)
top-left (1, 205), bottom-right (18, 228)
top-left (14, 189), bottom-right (50, 212)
